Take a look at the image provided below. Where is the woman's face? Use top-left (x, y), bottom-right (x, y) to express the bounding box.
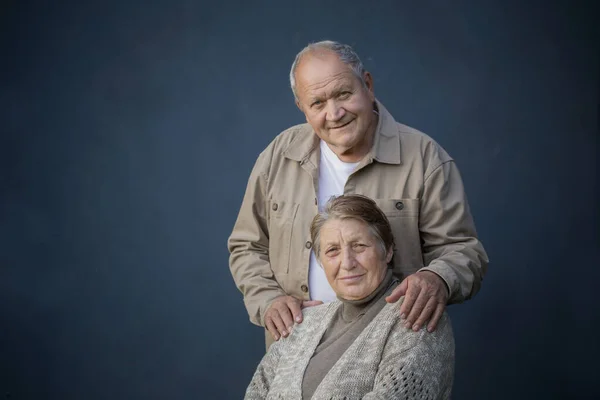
top-left (318, 218), bottom-right (392, 300)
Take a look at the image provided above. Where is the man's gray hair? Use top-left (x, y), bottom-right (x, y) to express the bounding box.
top-left (289, 40), bottom-right (367, 101)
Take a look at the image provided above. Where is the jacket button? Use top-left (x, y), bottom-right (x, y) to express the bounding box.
top-left (301, 284), bottom-right (308, 293)
top-left (305, 241), bottom-right (312, 249)
top-left (395, 201), bottom-right (404, 210)
top-left (272, 203), bottom-right (278, 211)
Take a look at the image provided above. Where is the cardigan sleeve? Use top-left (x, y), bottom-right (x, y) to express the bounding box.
top-left (362, 313), bottom-right (455, 400)
top-left (243, 338), bottom-right (283, 399)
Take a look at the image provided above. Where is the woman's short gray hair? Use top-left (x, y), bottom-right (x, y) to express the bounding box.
top-left (310, 195), bottom-right (395, 265)
top-left (289, 40), bottom-right (367, 101)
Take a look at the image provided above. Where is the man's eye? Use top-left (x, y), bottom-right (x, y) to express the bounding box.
top-left (311, 100), bottom-right (323, 108)
top-left (338, 91), bottom-right (351, 99)
top-left (326, 247), bottom-right (339, 255)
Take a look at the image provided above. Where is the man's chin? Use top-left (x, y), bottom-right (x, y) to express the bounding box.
top-left (327, 134), bottom-right (359, 150)
top-left (337, 142), bottom-right (361, 156)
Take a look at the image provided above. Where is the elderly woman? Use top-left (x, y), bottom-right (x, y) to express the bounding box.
top-left (245, 195), bottom-right (455, 399)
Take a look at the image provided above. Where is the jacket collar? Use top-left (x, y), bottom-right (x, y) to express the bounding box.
top-left (283, 99), bottom-right (402, 165)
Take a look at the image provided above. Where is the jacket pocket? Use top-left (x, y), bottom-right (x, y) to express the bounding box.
top-left (373, 198), bottom-right (424, 275)
top-left (373, 198), bottom-right (419, 218)
top-left (269, 200), bottom-right (299, 275)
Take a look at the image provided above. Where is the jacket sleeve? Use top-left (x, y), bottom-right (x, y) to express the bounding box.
top-left (418, 159), bottom-right (489, 304)
top-left (362, 314), bottom-right (455, 400)
top-left (228, 150), bottom-right (287, 326)
top-left (243, 339), bottom-right (283, 399)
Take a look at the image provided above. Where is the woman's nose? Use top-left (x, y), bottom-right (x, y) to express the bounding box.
top-left (340, 248), bottom-right (356, 270)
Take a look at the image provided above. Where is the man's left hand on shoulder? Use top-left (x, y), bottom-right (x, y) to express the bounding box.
top-left (385, 270), bottom-right (449, 333)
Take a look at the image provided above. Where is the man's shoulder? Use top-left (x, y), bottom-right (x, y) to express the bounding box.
top-left (394, 121), bottom-right (440, 147)
top-left (252, 123), bottom-right (316, 175)
top-left (388, 120), bottom-right (453, 166)
top-left (277, 122), bottom-right (314, 140)
top-left (376, 101), bottom-right (450, 159)
top-left (262, 123), bottom-right (314, 154)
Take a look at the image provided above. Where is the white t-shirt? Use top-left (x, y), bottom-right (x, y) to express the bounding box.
top-left (308, 140), bottom-right (360, 303)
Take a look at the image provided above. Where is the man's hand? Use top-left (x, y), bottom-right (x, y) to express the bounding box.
top-left (385, 271), bottom-right (449, 333)
top-left (264, 296), bottom-right (323, 341)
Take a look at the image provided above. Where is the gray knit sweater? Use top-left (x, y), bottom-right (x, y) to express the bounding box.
top-left (244, 299), bottom-right (455, 399)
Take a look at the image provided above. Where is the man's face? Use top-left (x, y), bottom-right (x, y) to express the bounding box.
top-left (294, 51), bottom-right (377, 161)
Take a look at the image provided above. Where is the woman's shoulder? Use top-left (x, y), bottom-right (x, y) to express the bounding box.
top-left (287, 302), bottom-right (340, 338)
top-left (300, 302), bottom-right (340, 327)
top-left (303, 301), bottom-right (338, 318)
top-left (378, 299), bottom-right (454, 350)
top-left (379, 297), bottom-right (452, 325)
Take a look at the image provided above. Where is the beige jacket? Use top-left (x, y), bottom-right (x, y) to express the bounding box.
top-left (228, 100), bottom-right (488, 334)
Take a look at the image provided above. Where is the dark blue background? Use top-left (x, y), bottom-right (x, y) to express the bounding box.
top-left (1, 0), bottom-right (598, 398)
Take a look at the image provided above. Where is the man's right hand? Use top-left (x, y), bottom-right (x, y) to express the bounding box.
top-left (264, 295), bottom-right (323, 341)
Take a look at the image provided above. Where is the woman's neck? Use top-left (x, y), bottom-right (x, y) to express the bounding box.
top-left (338, 269), bottom-right (395, 322)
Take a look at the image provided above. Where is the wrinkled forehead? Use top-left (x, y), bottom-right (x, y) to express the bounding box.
top-left (295, 53), bottom-right (360, 96)
top-left (320, 217), bottom-right (372, 241)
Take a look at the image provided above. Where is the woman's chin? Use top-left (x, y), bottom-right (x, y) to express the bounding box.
top-left (338, 288), bottom-right (369, 301)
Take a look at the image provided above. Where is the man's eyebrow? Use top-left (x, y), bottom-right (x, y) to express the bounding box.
top-left (308, 86), bottom-right (350, 104)
top-left (331, 83), bottom-right (350, 93)
top-left (332, 84), bottom-right (355, 98)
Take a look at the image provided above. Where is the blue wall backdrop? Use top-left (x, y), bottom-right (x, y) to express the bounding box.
top-left (1, 0), bottom-right (598, 398)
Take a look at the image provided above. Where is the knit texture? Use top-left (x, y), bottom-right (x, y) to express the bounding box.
top-left (302, 271), bottom-right (397, 399)
top-left (245, 299), bottom-right (455, 399)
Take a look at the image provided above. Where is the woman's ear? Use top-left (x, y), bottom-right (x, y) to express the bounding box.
top-left (385, 247), bottom-right (393, 264)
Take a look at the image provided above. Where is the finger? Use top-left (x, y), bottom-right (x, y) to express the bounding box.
top-left (277, 301), bottom-right (294, 336)
top-left (301, 300), bottom-right (324, 308)
top-left (427, 302), bottom-right (446, 332)
top-left (399, 279), bottom-right (420, 319)
top-left (405, 289), bottom-right (429, 329)
top-left (286, 298), bottom-right (303, 325)
top-left (412, 296), bottom-right (438, 332)
top-left (270, 311), bottom-right (289, 338)
top-left (265, 317), bottom-right (280, 341)
top-left (386, 278), bottom-right (408, 303)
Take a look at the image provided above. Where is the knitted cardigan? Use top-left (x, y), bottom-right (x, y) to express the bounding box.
top-left (244, 299), bottom-right (455, 399)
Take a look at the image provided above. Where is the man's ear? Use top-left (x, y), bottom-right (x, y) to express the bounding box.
top-left (363, 71), bottom-right (375, 100)
top-left (296, 100), bottom-right (310, 122)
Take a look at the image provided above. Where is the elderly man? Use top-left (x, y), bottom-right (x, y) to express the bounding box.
top-left (228, 40), bottom-right (488, 348)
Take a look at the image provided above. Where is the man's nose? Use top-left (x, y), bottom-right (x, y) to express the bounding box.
top-left (325, 100), bottom-right (345, 122)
